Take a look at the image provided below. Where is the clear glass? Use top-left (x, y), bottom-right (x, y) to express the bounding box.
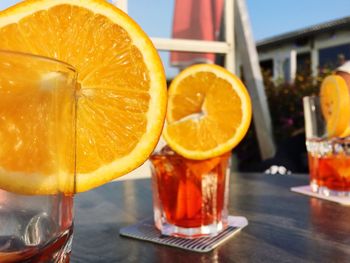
top-left (0, 50), bottom-right (77, 262)
top-left (303, 96), bottom-right (350, 196)
top-left (150, 146), bottom-right (231, 239)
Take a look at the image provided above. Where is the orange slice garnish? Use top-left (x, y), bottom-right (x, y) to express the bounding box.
top-left (320, 75), bottom-right (350, 138)
top-left (163, 64), bottom-right (252, 160)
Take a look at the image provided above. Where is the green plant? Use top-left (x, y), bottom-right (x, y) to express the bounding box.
top-left (236, 69), bottom-right (330, 170)
top-left (264, 72), bottom-right (320, 142)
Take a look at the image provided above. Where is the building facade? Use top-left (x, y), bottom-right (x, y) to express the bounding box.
top-left (255, 16), bottom-right (350, 82)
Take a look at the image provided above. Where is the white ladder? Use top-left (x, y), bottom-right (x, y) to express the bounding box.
top-left (114, 0), bottom-right (276, 160)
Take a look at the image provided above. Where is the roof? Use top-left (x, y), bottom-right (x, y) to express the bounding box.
top-left (256, 16), bottom-right (350, 50)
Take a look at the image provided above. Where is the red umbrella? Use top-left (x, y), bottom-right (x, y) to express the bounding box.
top-left (170, 0), bottom-right (224, 68)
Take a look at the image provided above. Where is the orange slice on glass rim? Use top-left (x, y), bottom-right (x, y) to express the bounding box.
top-left (163, 64), bottom-right (252, 160)
top-left (0, 0), bottom-right (167, 194)
top-left (320, 75), bottom-right (350, 138)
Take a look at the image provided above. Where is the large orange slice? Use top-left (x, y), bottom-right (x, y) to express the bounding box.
top-left (320, 75), bottom-right (350, 138)
top-left (163, 64), bottom-right (252, 160)
top-left (0, 0), bottom-right (167, 194)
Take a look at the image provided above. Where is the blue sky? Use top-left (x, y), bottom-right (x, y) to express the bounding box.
top-left (246, 0), bottom-right (350, 41)
top-left (1, 0), bottom-right (350, 77)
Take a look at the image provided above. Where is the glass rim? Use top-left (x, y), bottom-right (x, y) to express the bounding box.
top-left (0, 49), bottom-right (76, 73)
top-left (150, 146), bottom-right (232, 161)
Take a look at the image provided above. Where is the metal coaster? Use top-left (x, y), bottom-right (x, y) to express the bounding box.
top-left (291, 185), bottom-right (350, 206)
top-left (119, 216), bottom-right (248, 253)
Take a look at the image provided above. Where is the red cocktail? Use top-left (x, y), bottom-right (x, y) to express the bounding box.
top-left (150, 146), bottom-right (231, 238)
top-left (307, 138), bottom-right (350, 196)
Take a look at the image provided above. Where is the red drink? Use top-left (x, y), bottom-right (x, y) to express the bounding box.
top-left (307, 138), bottom-right (350, 195)
top-left (0, 192), bottom-right (74, 263)
top-left (150, 146), bottom-right (231, 238)
top-left (0, 227), bottom-right (72, 263)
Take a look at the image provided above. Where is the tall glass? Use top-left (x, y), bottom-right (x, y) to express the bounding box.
top-left (0, 51), bottom-right (77, 262)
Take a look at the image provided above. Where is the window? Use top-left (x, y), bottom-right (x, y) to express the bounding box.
top-left (319, 43), bottom-right (350, 70)
top-left (296, 52), bottom-right (311, 76)
top-left (260, 59), bottom-right (273, 79)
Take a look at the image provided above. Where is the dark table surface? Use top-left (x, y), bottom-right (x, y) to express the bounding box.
top-left (71, 172), bottom-right (350, 263)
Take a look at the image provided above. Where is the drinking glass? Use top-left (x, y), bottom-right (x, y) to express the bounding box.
top-left (150, 145), bottom-right (231, 238)
top-left (0, 50), bottom-right (77, 262)
top-left (303, 96), bottom-right (350, 196)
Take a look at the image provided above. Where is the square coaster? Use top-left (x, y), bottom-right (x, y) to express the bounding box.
top-left (291, 185), bottom-right (350, 206)
top-left (119, 216), bottom-right (248, 253)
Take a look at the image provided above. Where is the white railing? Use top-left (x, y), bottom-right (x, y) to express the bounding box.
top-left (113, 0), bottom-right (235, 73)
top-left (151, 38), bottom-right (230, 54)
top-left (112, 0), bottom-right (128, 13)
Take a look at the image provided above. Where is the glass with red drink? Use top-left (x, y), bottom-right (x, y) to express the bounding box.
top-left (0, 51), bottom-right (76, 262)
top-left (150, 146), bottom-right (231, 238)
top-left (303, 96), bottom-right (350, 196)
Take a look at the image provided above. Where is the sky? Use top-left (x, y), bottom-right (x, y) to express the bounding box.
top-left (1, 0), bottom-right (350, 77)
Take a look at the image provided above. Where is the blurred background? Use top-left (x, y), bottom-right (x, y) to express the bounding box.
top-left (2, 0), bottom-right (350, 174)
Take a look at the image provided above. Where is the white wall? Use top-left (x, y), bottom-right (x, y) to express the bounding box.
top-left (256, 29), bottom-right (350, 81)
